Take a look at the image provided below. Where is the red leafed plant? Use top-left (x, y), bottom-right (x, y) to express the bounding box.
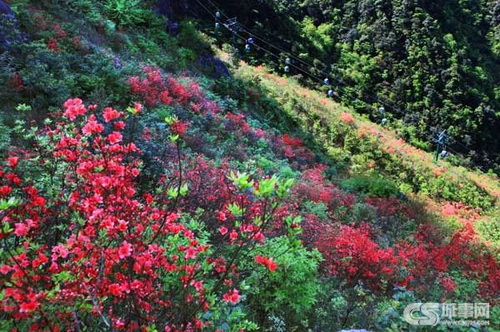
top-left (395, 225), bottom-right (499, 301)
top-left (128, 68), bottom-right (195, 108)
top-left (0, 98), bottom-right (295, 331)
top-left (315, 224), bottom-right (399, 292)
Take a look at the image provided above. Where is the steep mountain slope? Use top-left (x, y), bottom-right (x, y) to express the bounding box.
top-left (0, 1), bottom-right (498, 331)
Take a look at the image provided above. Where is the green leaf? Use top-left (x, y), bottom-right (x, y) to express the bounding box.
top-left (179, 183), bottom-right (189, 196)
top-left (229, 171), bottom-right (254, 191)
top-left (228, 202), bottom-right (243, 217)
top-left (277, 178), bottom-right (294, 198)
top-left (164, 116), bottom-right (175, 125)
top-left (0, 197), bottom-right (22, 211)
top-left (167, 187), bottom-right (179, 199)
top-left (255, 176), bottom-right (278, 198)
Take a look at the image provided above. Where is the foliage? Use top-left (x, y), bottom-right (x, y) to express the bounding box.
top-left (340, 175), bottom-right (400, 198)
top-left (211, 0), bottom-right (500, 173)
top-left (104, 0), bottom-right (148, 27)
top-left (232, 64), bottom-right (496, 209)
top-left (0, 98), bottom-right (303, 330)
top-left (0, 116), bottom-right (11, 153)
top-left (316, 224), bottom-right (399, 292)
top-left (243, 237), bottom-right (321, 329)
top-left (476, 216), bottom-right (500, 246)
top-left (1, 1), bottom-right (498, 330)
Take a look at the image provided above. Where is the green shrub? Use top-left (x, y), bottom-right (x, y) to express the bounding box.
top-left (243, 237), bottom-right (321, 330)
top-left (340, 175), bottom-right (400, 198)
top-left (178, 21), bottom-right (212, 56)
top-left (476, 216), bottom-right (500, 246)
top-left (0, 115), bottom-right (11, 154)
top-left (104, 0), bottom-right (148, 27)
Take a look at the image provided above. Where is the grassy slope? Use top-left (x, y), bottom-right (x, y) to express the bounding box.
top-left (237, 62), bottom-right (500, 199)
top-left (222, 54), bottom-right (500, 245)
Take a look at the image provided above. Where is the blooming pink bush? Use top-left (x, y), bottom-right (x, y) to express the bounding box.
top-left (0, 98), bottom-right (295, 331)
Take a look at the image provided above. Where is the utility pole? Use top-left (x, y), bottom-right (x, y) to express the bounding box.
top-left (434, 130), bottom-right (447, 162)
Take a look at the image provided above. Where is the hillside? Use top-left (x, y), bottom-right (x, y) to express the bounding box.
top-left (191, 0), bottom-right (500, 174)
top-left (230, 59), bottom-right (500, 238)
top-left (0, 1), bottom-right (499, 331)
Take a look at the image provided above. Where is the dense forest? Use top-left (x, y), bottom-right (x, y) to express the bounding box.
top-left (0, 0), bottom-right (499, 331)
top-left (191, 0), bottom-right (500, 174)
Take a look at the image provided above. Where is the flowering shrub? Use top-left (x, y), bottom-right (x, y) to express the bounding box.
top-left (395, 225), bottom-right (499, 302)
top-left (293, 166), bottom-right (356, 209)
top-left (272, 134), bottom-right (314, 168)
top-left (339, 112), bottom-right (355, 124)
top-left (0, 98), bottom-right (303, 331)
top-left (315, 224), bottom-right (399, 292)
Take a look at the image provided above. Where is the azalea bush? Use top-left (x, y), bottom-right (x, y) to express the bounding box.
top-left (0, 98), bottom-right (307, 331)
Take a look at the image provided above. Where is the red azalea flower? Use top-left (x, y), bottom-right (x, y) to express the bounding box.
top-left (113, 121), bottom-right (126, 130)
top-left (229, 230), bottom-right (238, 241)
top-left (14, 223), bottom-right (29, 237)
top-left (46, 38), bottom-right (60, 52)
top-left (109, 283), bottom-right (123, 296)
top-left (222, 289), bottom-right (240, 304)
top-left (103, 107), bottom-right (121, 122)
top-left (32, 196), bottom-right (46, 207)
top-left (160, 90), bottom-right (173, 105)
top-left (170, 121), bottom-right (189, 136)
top-left (7, 157), bottom-right (19, 168)
top-left (108, 131), bottom-right (123, 144)
top-left (255, 255), bottom-right (278, 272)
top-left (217, 211), bottom-right (227, 222)
top-left (52, 244), bottom-right (69, 260)
top-left (0, 265), bottom-right (12, 275)
top-left (118, 241), bottom-right (132, 259)
top-left (133, 102), bottom-right (143, 114)
top-left (266, 260), bottom-right (278, 272)
top-left (82, 116), bottom-right (104, 134)
top-left (63, 98), bottom-right (87, 120)
top-left (19, 301), bottom-right (40, 313)
top-left (0, 185), bottom-right (12, 196)
top-left (117, 220), bottom-right (128, 232)
top-left (185, 247), bottom-right (197, 260)
top-left (219, 226), bottom-right (228, 235)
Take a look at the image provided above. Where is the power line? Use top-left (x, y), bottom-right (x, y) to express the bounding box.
top-left (190, 0), bottom-right (496, 175)
top-left (199, 0), bottom-right (497, 161)
top-left (192, 0), bottom-right (394, 109)
top-left (199, 0), bottom-right (404, 111)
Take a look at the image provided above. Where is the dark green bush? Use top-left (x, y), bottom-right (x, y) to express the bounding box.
top-left (340, 175), bottom-right (400, 198)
